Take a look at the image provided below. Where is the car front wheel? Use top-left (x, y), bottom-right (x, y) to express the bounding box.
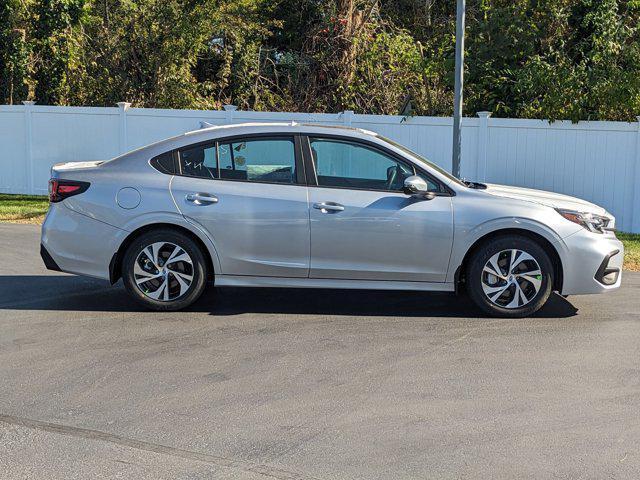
top-left (122, 229), bottom-right (208, 311)
top-left (466, 235), bottom-right (553, 318)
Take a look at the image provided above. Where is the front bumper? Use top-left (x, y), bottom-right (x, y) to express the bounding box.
top-left (560, 229), bottom-right (624, 295)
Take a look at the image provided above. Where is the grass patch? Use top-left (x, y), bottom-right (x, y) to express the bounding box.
top-left (1, 193), bottom-right (640, 271)
top-left (0, 194), bottom-right (49, 223)
top-left (616, 232), bottom-right (640, 272)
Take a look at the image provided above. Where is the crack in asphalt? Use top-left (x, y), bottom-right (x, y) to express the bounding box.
top-left (0, 414), bottom-right (321, 480)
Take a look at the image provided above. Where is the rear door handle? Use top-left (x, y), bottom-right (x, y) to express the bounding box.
top-left (185, 193), bottom-right (218, 205)
top-left (313, 202), bottom-right (345, 213)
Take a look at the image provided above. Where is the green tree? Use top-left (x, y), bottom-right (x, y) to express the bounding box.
top-left (67, 0), bottom-right (212, 107)
top-left (31, 0), bottom-right (84, 104)
top-left (0, 0), bottom-right (30, 104)
top-left (5, 0), bottom-right (640, 121)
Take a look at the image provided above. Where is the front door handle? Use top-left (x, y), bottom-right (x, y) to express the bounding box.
top-left (313, 202), bottom-right (345, 213)
top-left (186, 192), bottom-right (218, 205)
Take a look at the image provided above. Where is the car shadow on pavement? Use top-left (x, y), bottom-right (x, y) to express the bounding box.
top-left (0, 275), bottom-right (578, 318)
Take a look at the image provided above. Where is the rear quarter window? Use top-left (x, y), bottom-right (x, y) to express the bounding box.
top-left (150, 151), bottom-right (177, 174)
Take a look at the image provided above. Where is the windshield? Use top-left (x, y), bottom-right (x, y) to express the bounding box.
top-left (379, 136), bottom-right (467, 187)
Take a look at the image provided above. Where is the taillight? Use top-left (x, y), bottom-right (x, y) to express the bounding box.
top-left (48, 179), bottom-right (90, 203)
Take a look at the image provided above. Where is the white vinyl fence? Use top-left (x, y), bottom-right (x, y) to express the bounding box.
top-left (2, 102), bottom-right (640, 232)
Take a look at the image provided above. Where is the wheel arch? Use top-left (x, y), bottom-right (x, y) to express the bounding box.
top-left (109, 222), bottom-right (218, 284)
top-left (454, 228), bottom-right (564, 293)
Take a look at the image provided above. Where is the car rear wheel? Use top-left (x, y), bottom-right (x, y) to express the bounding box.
top-left (466, 235), bottom-right (553, 318)
top-left (122, 229), bottom-right (207, 311)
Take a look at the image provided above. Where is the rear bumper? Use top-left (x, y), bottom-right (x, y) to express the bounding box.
top-left (40, 244), bottom-right (61, 272)
top-left (560, 230), bottom-right (624, 295)
top-left (41, 204), bottom-right (127, 281)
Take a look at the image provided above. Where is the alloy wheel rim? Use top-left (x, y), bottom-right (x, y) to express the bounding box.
top-left (481, 249), bottom-right (543, 309)
top-left (134, 242), bottom-right (194, 302)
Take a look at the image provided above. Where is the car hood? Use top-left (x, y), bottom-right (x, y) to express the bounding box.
top-left (484, 183), bottom-right (609, 216)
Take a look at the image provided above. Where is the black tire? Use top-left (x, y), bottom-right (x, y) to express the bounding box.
top-left (122, 229), bottom-right (208, 311)
top-left (466, 235), bottom-right (553, 318)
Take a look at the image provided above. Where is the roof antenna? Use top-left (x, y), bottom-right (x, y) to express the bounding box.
top-left (199, 121), bottom-right (214, 129)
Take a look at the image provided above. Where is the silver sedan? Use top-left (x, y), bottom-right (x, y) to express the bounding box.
top-left (41, 123), bottom-right (623, 317)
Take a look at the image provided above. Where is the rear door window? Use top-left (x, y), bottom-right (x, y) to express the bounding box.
top-left (218, 138), bottom-right (296, 184)
top-left (177, 137), bottom-right (297, 184)
top-left (179, 143), bottom-right (218, 179)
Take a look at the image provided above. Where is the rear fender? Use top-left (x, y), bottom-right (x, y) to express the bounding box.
top-left (117, 212), bottom-right (222, 275)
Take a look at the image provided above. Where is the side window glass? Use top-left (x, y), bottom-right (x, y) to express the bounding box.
top-left (310, 138), bottom-right (414, 192)
top-left (150, 151), bottom-right (176, 174)
top-left (178, 143), bottom-right (218, 179)
top-left (413, 172), bottom-right (442, 193)
top-left (219, 138), bottom-right (296, 184)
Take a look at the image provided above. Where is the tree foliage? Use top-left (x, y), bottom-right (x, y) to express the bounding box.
top-left (0, 0), bottom-right (31, 103)
top-left (2, 0), bottom-right (640, 121)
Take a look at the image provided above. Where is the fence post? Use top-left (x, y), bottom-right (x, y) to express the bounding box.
top-left (476, 111), bottom-right (492, 181)
top-left (22, 101), bottom-right (35, 194)
top-left (632, 116), bottom-right (640, 233)
top-left (223, 104), bottom-right (237, 124)
top-left (342, 110), bottom-right (354, 127)
top-left (117, 102), bottom-right (131, 154)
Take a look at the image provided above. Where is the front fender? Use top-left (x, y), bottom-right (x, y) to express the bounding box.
top-left (446, 216), bottom-right (570, 284)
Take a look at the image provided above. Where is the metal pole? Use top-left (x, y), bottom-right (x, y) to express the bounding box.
top-left (452, 0), bottom-right (465, 178)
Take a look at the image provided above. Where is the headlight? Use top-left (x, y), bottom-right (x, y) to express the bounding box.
top-left (556, 208), bottom-right (611, 233)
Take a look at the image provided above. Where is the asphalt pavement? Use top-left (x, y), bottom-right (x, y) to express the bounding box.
top-left (1, 223), bottom-right (639, 479)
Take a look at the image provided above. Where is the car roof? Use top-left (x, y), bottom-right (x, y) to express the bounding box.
top-left (184, 122), bottom-right (379, 139)
top-left (108, 122), bottom-right (384, 168)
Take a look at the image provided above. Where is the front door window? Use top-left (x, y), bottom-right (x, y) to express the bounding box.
top-left (309, 138), bottom-right (438, 192)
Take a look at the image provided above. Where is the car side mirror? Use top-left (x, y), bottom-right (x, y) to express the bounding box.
top-left (403, 175), bottom-right (436, 200)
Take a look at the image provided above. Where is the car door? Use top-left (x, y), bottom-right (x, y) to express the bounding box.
top-left (170, 135), bottom-right (310, 278)
top-left (305, 136), bottom-right (454, 282)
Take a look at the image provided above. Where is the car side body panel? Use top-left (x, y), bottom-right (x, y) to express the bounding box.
top-left (308, 187), bottom-right (453, 282)
top-left (170, 176), bottom-right (310, 277)
top-left (46, 155), bottom-right (224, 279)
